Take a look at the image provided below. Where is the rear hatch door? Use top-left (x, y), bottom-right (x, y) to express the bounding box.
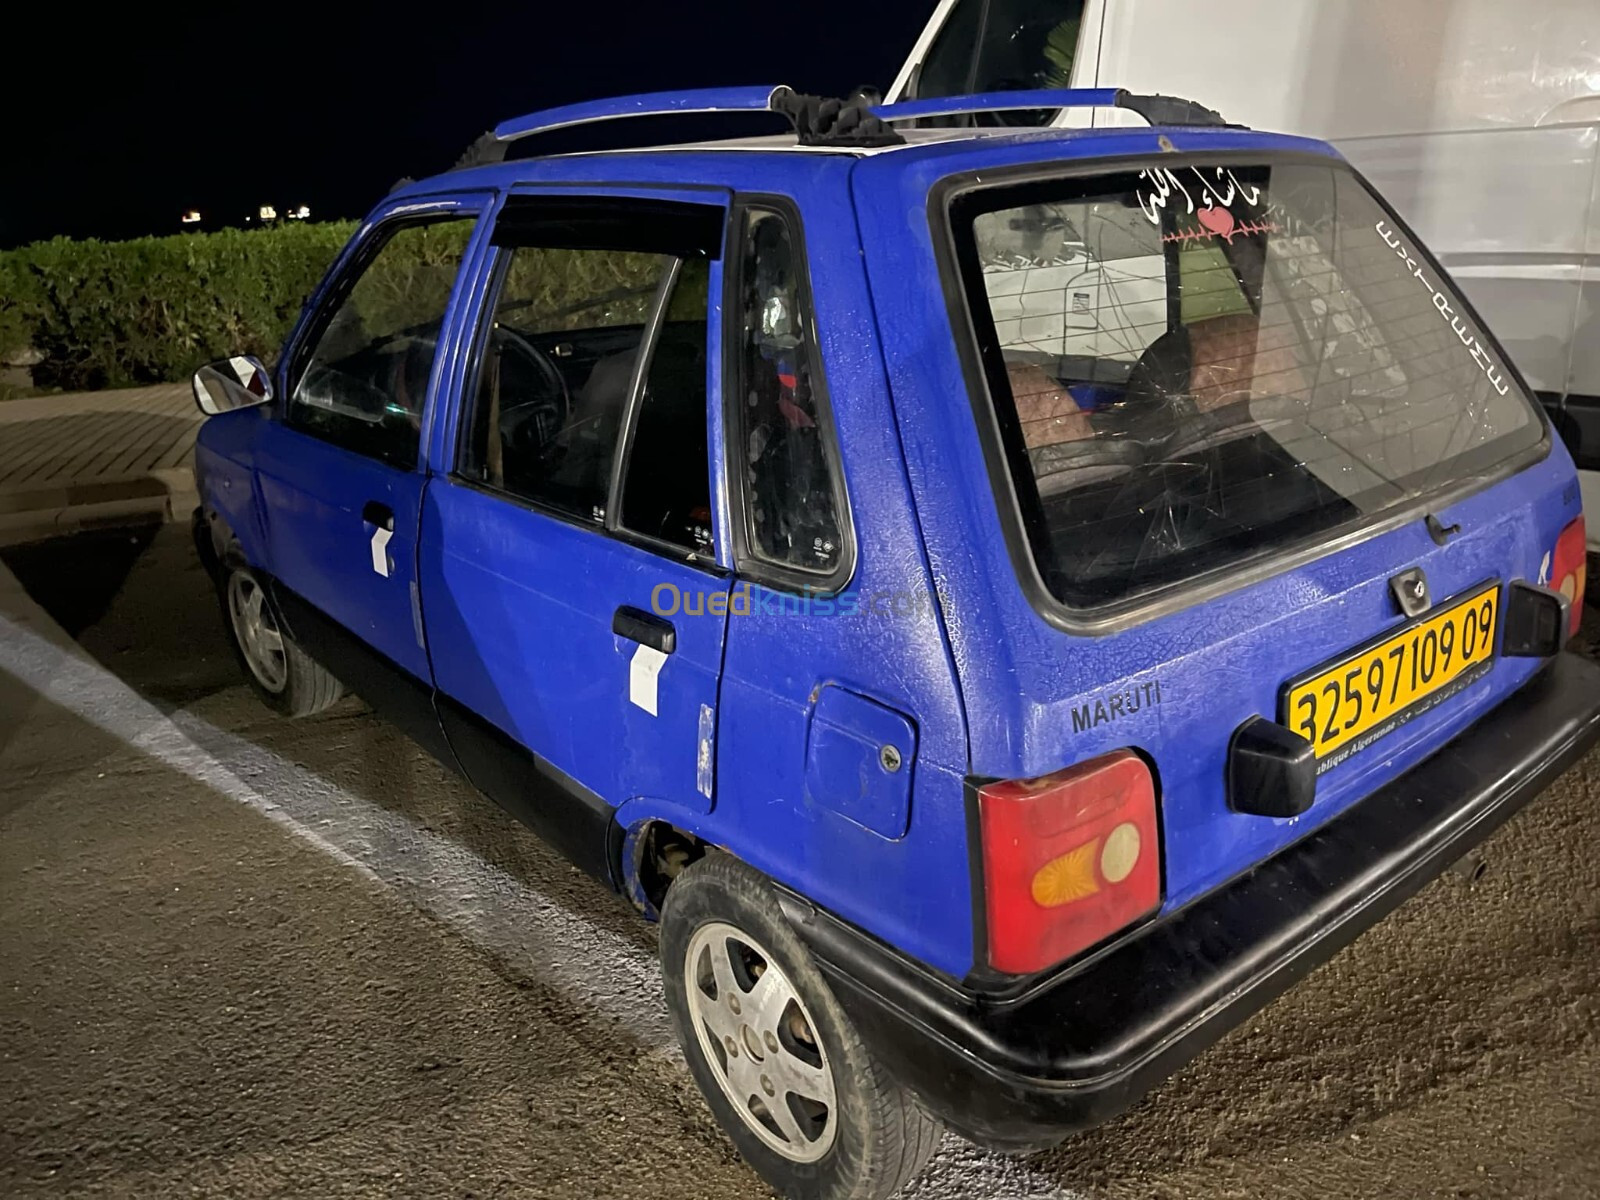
top-left (860, 144), bottom-right (1575, 911)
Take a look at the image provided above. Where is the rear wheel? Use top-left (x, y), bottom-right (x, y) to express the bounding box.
top-left (660, 854), bottom-right (941, 1200)
top-left (219, 561), bottom-right (343, 717)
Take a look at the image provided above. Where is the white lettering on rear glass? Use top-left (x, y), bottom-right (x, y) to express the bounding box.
top-left (1376, 220), bottom-right (1509, 396)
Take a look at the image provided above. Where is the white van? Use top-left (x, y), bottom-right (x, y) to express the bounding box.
top-left (890, 0), bottom-right (1600, 545)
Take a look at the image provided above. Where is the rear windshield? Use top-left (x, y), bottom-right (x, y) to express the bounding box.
top-left (948, 158), bottom-right (1543, 610)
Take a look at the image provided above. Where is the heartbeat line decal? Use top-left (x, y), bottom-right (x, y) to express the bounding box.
top-left (1162, 206), bottom-right (1279, 245)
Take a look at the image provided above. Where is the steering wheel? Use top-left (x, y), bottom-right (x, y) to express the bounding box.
top-left (489, 326), bottom-right (571, 456)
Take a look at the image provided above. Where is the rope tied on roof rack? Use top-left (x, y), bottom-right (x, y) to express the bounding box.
top-left (453, 131), bottom-right (508, 171)
top-left (770, 87), bottom-right (905, 148)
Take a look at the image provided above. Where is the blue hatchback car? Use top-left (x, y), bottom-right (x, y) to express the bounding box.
top-left (192, 85), bottom-right (1600, 1200)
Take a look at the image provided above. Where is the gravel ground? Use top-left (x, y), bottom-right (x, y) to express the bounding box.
top-left (1, 524), bottom-right (1596, 1199)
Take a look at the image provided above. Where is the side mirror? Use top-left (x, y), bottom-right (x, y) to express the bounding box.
top-left (193, 355), bottom-right (274, 415)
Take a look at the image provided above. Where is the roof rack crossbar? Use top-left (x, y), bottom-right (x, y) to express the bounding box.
top-left (871, 88), bottom-right (1232, 128)
top-left (493, 85), bottom-right (791, 143)
top-left (478, 85), bottom-right (1229, 163)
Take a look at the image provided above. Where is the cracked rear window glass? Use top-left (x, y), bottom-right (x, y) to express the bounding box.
top-left (950, 160), bottom-right (1543, 609)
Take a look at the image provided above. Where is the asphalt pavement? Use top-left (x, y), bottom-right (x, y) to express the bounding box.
top-left (1, 524), bottom-right (1596, 1199)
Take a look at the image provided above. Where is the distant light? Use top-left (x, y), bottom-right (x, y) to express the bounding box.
top-left (180, 210), bottom-right (202, 225)
top-left (258, 205), bottom-right (277, 221)
top-left (288, 204), bottom-right (311, 221)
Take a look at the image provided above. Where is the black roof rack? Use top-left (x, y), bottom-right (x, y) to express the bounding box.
top-left (444, 84), bottom-right (1235, 170)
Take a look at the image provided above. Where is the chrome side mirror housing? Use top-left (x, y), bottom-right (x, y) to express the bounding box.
top-left (193, 355), bottom-right (274, 415)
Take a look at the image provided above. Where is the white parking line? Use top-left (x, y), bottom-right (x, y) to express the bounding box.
top-left (0, 608), bottom-right (1085, 1200)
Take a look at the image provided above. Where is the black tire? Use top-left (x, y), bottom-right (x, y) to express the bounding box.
top-left (660, 854), bottom-right (942, 1200)
top-left (217, 556), bottom-right (344, 718)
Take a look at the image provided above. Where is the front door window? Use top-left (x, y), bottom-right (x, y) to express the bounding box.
top-left (287, 218), bottom-right (475, 468)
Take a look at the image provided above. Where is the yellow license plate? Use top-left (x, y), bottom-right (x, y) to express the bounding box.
top-left (1283, 582), bottom-right (1499, 770)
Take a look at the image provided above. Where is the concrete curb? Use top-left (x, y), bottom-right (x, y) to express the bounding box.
top-left (0, 467), bottom-right (196, 548)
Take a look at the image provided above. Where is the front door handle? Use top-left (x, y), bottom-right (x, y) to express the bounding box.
top-left (613, 605), bottom-right (676, 654)
top-left (362, 500), bottom-right (395, 531)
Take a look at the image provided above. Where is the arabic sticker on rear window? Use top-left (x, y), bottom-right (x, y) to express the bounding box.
top-left (1134, 165), bottom-right (1262, 225)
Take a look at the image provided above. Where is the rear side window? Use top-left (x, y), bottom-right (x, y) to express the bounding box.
top-left (949, 159), bottom-right (1543, 609)
top-left (730, 207), bottom-right (848, 581)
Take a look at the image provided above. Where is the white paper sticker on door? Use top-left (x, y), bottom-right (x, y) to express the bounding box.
top-left (370, 526), bottom-right (393, 577)
top-left (629, 644), bottom-right (667, 716)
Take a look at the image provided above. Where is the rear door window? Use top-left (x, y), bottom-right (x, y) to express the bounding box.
top-left (618, 258), bottom-right (713, 553)
top-left (949, 159), bottom-right (1543, 609)
top-left (461, 242), bottom-right (673, 524)
top-left (458, 196), bottom-right (721, 539)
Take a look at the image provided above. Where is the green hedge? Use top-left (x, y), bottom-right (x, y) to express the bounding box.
top-left (0, 222), bottom-right (358, 392)
top-left (0, 221), bottom-right (707, 395)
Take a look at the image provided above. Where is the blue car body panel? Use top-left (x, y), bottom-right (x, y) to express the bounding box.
top-left (193, 404), bottom-right (273, 568)
top-left (195, 116), bottom-right (1579, 989)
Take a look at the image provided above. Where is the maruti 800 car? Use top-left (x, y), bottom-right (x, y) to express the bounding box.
top-left (190, 85), bottom-right (1600, 1200)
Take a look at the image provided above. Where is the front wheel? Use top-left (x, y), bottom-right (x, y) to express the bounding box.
top-left (660, 855), bottom-right (941, 1200)
top-left (219, 561), bottom-right (343, 718)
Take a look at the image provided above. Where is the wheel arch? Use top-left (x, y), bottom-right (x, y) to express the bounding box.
top-left (613, 802), bottom-right (728, 920)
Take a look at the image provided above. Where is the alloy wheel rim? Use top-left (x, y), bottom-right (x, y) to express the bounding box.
top-left (684, 921), bottom-right (838, 1162)
top-left (227, 573), bottom-right (288, 694)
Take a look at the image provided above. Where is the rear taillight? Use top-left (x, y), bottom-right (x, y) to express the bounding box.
top-left (977, 750), bottom-right (1161, 975)
top-left (1552, 515), bottom-right (1587, 638)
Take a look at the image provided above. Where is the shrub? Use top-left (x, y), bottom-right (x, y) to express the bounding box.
top-left (0, 222), bottom-right (357, 391)
top-left (0, 250), bottom-right (41, 367)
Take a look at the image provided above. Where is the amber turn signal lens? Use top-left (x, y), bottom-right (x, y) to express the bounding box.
top-left (1030, 840), bottom-right (1101, 907)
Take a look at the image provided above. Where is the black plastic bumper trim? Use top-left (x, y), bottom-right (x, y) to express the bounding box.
top-left (781, 652), bottom-right (1600, 1151)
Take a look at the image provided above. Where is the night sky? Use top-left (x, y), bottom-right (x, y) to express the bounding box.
top-left (5, 2), bottom-right (935, 249)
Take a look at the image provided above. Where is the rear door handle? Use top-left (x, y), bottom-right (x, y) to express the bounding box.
top-left (362, 501), bottom-right (395, 531)
top-left (613, 605), bottom-right (676, 654)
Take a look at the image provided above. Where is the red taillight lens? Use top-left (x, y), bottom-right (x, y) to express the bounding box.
top-left (1552, 514), bottom-right (1587, 638)
top-left (977, 750), bottom-right (1161, 975)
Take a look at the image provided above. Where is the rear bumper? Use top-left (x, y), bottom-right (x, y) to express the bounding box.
top-left (782, 652), bottom-right (1600, 1151)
